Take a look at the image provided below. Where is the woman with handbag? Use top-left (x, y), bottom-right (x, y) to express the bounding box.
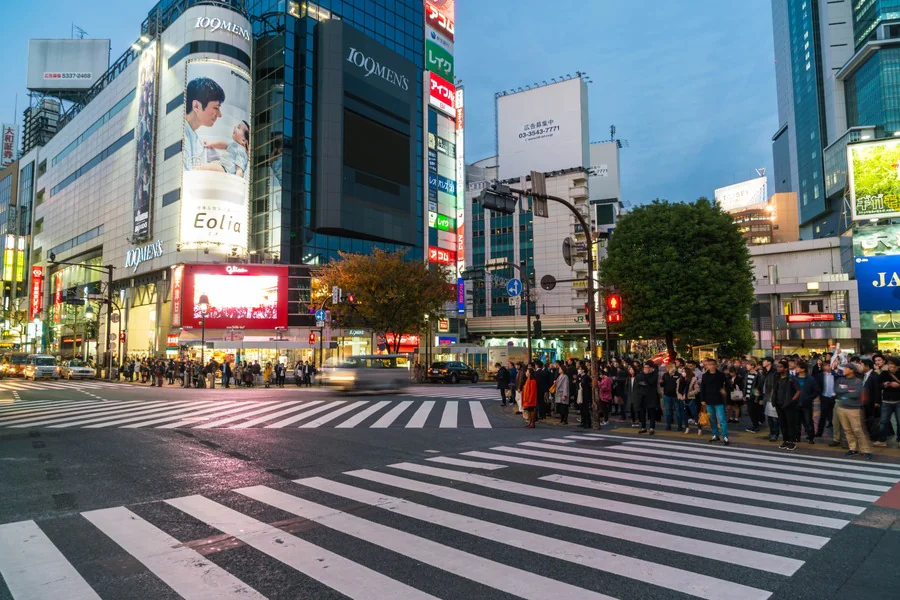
top-left (521, 368), bottom-right (538, 428)
top-left (554, 365), bottom-right (571, 424)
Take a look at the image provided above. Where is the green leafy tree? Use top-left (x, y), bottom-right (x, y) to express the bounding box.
top-left (317, 249), bottom-right (457, 354)
top-left (599, 198), bottom-right (755, 359)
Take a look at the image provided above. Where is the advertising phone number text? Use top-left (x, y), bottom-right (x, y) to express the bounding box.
top-left (519, 126), bottom-right (560, 139)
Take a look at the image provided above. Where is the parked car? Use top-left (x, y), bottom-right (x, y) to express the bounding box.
top-left (428, 361), bottom-right (479, 384)
top-left (319, 355), bottom-right (409, 393)
top-left (60, 359), bottom-right (96, 380)
top-left (23, 355), bottom-right (60, 380)
top-left (0, 352), bottom-right (30, 378)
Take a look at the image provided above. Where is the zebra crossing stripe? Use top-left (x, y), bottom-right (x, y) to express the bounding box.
top-left (0, 400), bottom-right (117, 423)
top-left (516, 441), bottom-right (892, 493)
top-left (425, 456), bottom-right (507, 470)
top-left (231, 400), bottom-right (325, 429)
top-left (191, 401), bottom-right (290, 429)
top-left (165, 495), bottom-right (439, 600)
top-left (302, 475), bottom-right (774, 600)
top-left (0, 520), bottom-right (100, 600)
top-left (235, 484), bottom-right (617, 600)
top-left (123, 402), bottom-right (252, 429)
top-left (336, 400), bottom-right (391, 428)
top-left (75, 401), bottom-right (225, 429)
top-left (406, 401), bottom-right (435, 428)
top-left (81, 506), bottom-right (265, 599)
top-left (0, 398), bottom-right (90, 414)
top-left (264, 400), bottom-right (347, 428)
top-left (300, 401), bottom-right (370, 428)
top-left (370, 400), bottom-right (413, 428)
top-left (8, 401), bottom-right (176, 428)
top-left (439, 401), bottom-right (458, 428)
top-left (468, 401), bottom-right (491, 428)
top-left (386, 461), bottom-right (829, 550)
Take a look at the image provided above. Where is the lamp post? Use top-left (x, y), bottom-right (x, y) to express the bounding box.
top-left (198, 294), bottom-right (209, 365)
top-left (85, 304), bottom-right (94, 363)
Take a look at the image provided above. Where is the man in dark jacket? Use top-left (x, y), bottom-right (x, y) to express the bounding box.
top-left (758, 357), bottom-right (779, 440)
top-left (772, 359), bottom-right (801, 451)
top-left (699, 358), bottom-right (729, 444)
top-left (495, 363), bottom-right (510, 406)
top-left (635, 361), bottom-right (660, 434)
top-left (795, 360), bottom-right (821, 444)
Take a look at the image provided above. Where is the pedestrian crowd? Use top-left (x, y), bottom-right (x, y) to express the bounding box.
top-left (112, 356), bottom-right (319, 389)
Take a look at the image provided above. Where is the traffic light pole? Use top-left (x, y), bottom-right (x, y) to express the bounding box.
top-left (483, 260), bottom-right (532, 360)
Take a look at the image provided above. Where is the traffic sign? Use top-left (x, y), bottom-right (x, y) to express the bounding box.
top-left (111, 313), bottom-right (120, 323)
top-left (506, 278), bottom-right (522, 297)
top-left (108, 333), bottom-right (116, 341)
top-left (315, 309), bottom-right (326, 322)
top-left (508, 297), bottom-right (520, 307)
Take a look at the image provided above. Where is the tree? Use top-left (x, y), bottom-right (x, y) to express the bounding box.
top-left (316, 249), bottom-right (457, 354)
top-left (599, 198), bottom-right (755, 359)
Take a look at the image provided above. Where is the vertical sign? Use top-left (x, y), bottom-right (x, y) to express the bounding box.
top-left (53, 271), bottom-right (63, 323)
top-left (29, 266), bottom-right (43, 320)
top-left (2, 235), bottom-right (13, 281)
top-left (1, 124), bottom-right (16, 166)
top-left (457, 277), bottom-right (465, 315)
top-left (170, 264), bottom-right (184, 328)
top-left (428, 72), bottom-right (456, 117)
top-left (15, 235), bottom-right (25, 282)
top-left (455, 87), bottom-right (465, 274)
top-left (133, 41), bottom-right (158, 241)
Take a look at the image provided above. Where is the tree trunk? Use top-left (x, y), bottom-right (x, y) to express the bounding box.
top-left (666, 331), bottom-right (676, 362)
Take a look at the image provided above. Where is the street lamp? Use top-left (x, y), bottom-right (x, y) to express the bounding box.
top-left (198, 293), bottom-right (209, 365)
top-left (85, 304), bottom-right (94, 362)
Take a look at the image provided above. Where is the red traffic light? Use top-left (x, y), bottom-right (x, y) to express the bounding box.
top-left (606, 294), bottom-right (622, 312)
top-left (606, 311), bottom-right (622, 324)
top-left (309, 332), bottom-right (317, 344)
top-left (346, 293), bottom-right (355, 304)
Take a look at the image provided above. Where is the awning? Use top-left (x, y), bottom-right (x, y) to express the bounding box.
top-left (209, 341), bottom-right (312, 349)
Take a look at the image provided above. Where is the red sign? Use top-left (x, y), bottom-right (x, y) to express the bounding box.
top-left (29, 266), bottom-right (43, 320)
top-left (166, 333), bottom-right (179, 348)
top-left (53, 271), bottom-right (63, 323)
top-left (429, 72), bottom-right (456, 117)
top-left (428, 246), bottom-right (456, 265)
top-left (381, 333), bottom-right (420, 347)
top-left (785, 313), bottom-right (844, 324)
top-left (179, 264), bottom-right (289, 330)
top-left (170, 265), bottom-right (184, 328)
top-left (426, 2), bottom-right (455, 41)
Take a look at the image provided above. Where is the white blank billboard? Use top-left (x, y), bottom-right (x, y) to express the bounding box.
top-left (497, 78), bottom-right (589, 180)
top-left (27, 39), bottom-right (110, 92)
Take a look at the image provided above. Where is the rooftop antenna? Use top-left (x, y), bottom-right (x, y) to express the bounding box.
top-left (597, 124), bottom-right (629, 149)
top-left (71, 24), bottom-right (88, 39)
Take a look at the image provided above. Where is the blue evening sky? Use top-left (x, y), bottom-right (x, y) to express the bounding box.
top-left (0, 0), bottom-right (777, 205)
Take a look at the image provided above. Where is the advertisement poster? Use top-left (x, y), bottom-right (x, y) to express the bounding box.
top-left (53, 272), bottom-right (63, 323)
top-left (181, 60), bottom-right (251, 250)
top-left (852, 223), bottom-right (900, 257)
top-left (29, 266), bottom-right (43, 320)
top-left (1, 124), bottom-right (16, 166)
top-left (170, 265), bottom-right (183, 328)
top-left (429, 72), bottom-right (456, 117)
top-left (425, 40), bottom-right (454, 81)
top-left (180, 265), bottom-right (287, 329)
top-left (425, 1), bottom-right (454, 41)
top-left (133, 42), bottom-right (158, 241)
top-left (855, 255), bottom-right (900, 311)
top-left (849, 139), bottom-right (900, 221)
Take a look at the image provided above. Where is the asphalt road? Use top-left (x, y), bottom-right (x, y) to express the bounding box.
top-left (1, 378), bottom-right (900, 600)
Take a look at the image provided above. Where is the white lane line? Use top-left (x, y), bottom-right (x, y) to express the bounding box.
top-left (7, 401), bottom-right (177, 428)
top-left (0, 398), bottom-right (93, 413)
top-left (264, 401), bottom-right (346, 428)
top-left (468, 401), bottom-right (491, 428)
top-left (517, 441), bottom-right (890, 493)
top-left (300, 401), bottom-right (370, 428)
top-left (456, 451), bottom-right (869, 513)
top-left (539, 474), bottom-right (847, 529)
top-left (154, 402), bottom-right (261, 429)
top-left (125, 402), bottom-right (252, 428)
top-left (493, 446), bottom-right (881, 502)
top-left (236, 485), bottom-right (616, 600)
top-left (336, 400), bottom-right (391, 428)
top-left (439, 402), bottom-right (458, 428)
top-left (425, 457), bottom-right (507, 470)
top-left (388, 462), bottom-right (828, 550)
top-left (313, 475), bottom-right (776, 599)
top-left (0, 401), bottom-right (107, 421)
top-left (77, 402), bottom-right (226, 428)
top-left (191, 401), bottom-right (290, 429)
top-left (583, 436), bottom-right (900, 477)
top-left (0, 520), bottom-right (101, 600)
top-left (406, 401), bottom-right (435, 428)
top-left (231, 401), bottom-right (326, 429)
top-left (370, 400), bottom-right (413, 428)
top-left (81, 506), bottom-right (264, 599)
top-left (165, 495), bottom-right (438, 600)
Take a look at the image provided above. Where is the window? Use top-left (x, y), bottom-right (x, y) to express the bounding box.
top-left (34, 218), bottom-right (43, 235)
top-left (37, 160), bottom-right (47, 176)
top-left (35, 189), bottom-right (45, 207)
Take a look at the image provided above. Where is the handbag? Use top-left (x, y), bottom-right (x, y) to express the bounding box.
top-left (698, 410), bottom-right (710, 427)
top-left (550, 382), bottom-right (557, 395)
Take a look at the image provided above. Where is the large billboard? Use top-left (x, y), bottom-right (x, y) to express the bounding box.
top-left (425, 1), bottom-right (455, 41)
top-left (429, 72), bottom-right (456, 117)
top-left (715, 177), bottom-right (768, 212)
top-left (133, 42), bottom-right (158, 241)
top-left (180, 60), bottom-right (251, 250)
top-left (497, 78), bottom-right (590, 180)
top-left (26, 39), bottom-right (110, 92)
top-left (855, 255), bottom-right (900, 311)
top-left (179, 265), bottom-right (288, 330)
top-left (848, 139), bottom-right (900, 221)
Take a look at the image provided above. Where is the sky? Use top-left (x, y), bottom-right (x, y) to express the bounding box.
top-left (0, 0), bottom-right (778, 206)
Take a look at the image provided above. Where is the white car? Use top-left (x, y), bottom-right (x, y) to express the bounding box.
top-left (60, 360), bottom-right (96, 380)
top-left (23, 355), bottom-right (60, 380)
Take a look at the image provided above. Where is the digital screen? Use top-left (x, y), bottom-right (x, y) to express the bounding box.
top-left (192, 274), bottom-right (278, 321)
top-left (343, 109), bottom-right (409, 185)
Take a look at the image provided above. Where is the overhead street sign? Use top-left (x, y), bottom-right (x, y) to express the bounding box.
top-left (506, 278), bottom-right (522, 297)
top-left (315, 309), bottom-right (326, 322)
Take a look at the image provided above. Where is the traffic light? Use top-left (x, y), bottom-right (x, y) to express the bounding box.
top-left (478, 183), bottom-right (518, 215)
top-left (309, 332), bottom-right (317, 345)
top-left (606, 293), bottom-right (623, 324)
top-left (345, 292), bottom-right (355, 304)
top-left (532, 319), bottom-right (542, 339)
top-left (584, 303), bottom-right (592, 324)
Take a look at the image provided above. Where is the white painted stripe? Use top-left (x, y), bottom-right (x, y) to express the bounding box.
top-left (406, 401), bottom-right (435, 428)
top-left (425, 457), bottom-right (507, 470)
top-left (191, 401), bottom-right (290, 429)
top-left (8, 401), bottom-right (177, 428)
top-left (454, 452), bottom-right (879, 515)
top-left (439, 401), bottom-right (458, 428)
top-left (77, 402), bottom-right (225, 428)
top-left (468, 401), bottom-right (491, 428)
top-left (166, 495), bottom-right (437, 600)
top-left (336, 400), bottom-right (391, 428)
top-left (82, 506), bottom-right (264, 599)
top-left (264, 401), bottom-right (346, 428)
top-left (152, 402), bottom-right (259, 429)
top-left (370, 400), bottom-right (413, 428)
top-left (0, 401), bottom-right (105, 421)
top-left (300, 401), bottom-right (370, 428)
top-left (0, 399), bottom-right (89, 413)
top-left (387, 462), bottom-right (828, 550)
top-left (0, 520), bottom-right (101, 600)
top-left (539, 474), bottom-right (847, 529)
top-left (124, 402), bottom-right (256, 428)
top-left (506, 444), bottom-right (888, 499)
top-left (236, 485), bottom-right (616, 600)
top-left (231, 400), bottom-right (326, 429)
top-left (305, 475), bottom-right (773, 600)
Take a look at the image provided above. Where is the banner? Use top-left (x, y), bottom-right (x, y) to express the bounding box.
top-left (181, 60), bottom-right (251, 250)
top-left (170, 265), bottom-right (184, 328)
top-left (29, 266), bottom-right (43, 320)
top-left (1, 124), bottom-right (16, 166)
top-left (133, 41), bottom-right (158, 241)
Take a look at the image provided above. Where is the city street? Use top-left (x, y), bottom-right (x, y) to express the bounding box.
top-left (2, 382), bottom-right (900, 600)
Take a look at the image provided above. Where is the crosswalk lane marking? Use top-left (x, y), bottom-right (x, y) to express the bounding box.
top-left (0, 398), bottom-right (92, 414)
top-left (230, 400), bottom-right (325, 429)
top-left (425, 456), bottom-right (507, 470)
top-left (73, 401), bottom-right (225, 429)
top-left (0, 520), bottom-right (101, 600)
top-left (81, 506), bottom-right (265, 599)
top-left (264, 400), bottom-right (347, 428)
top-left (0, 400), bottom-right (114, 422)
top-left (439, 401), bottom-right (458, 428)
top-left (191, 401), bottom-right (290, 429)
top-left (122, 401), bottom-right (250, 429)
top-left (146, 401), bottom-right (266, 429)
top-left (303, 475), bottom-right (774, 600)
top-left (236, 484), bottom-right (618, 600)
top-left (386, 461), bottom-right (828, 550)
top-left (406, 400), bottom-right (435, 428)
top-left (517, 441), bottom-right (891, 493)
top-left (468, 401), bottom-right (491, 428)
top-left (336, 400), bottom-right (391, 428)
top-left (165, 495), bottom-right (439, 600)
top-left (300, 401), bottom-right (371, 428)
top-left (370, 400), bottom-right (413, 428)
top-left (7, 401), bottom-right (176, 428)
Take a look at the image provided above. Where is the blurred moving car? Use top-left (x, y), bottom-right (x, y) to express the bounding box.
top-left (319, 354), bottom-right (409, 393)
top-left (60, 359), bottom-right (96, 380)
top-left (0, 352), bottom-right (30, 378)
top-left (23, 355), bottom-right (60, 380)
top-left (428, 361), bottom-right (479, 384)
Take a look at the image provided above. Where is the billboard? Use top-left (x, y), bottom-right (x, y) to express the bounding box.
top-left (425, 1), bottom-right (455, 41)
top-left (715, 177), bottom-right (768, 212)
top-left (429, 72), bottom-right (456, 117)
top-left (429, 246), bottom-right (456, 265)
top-left (181, 60), bottom-right (251, 250)
top-left (179, 265), bottom-right (287, 329)
top-left (855, 255), bottom-right (900, 311)
top-left (848, 139), bottom-right (900, 221)
top-left (133, 42), bottom-right (158, 241)
top-left (1, 124), bottom-right (16, 166)
top-left (853, 223), bottom-right (900, 257)
top-left (29, 266), bottom-right (43, 321)
top-left (497, 78), bottom-right (589, 180)
top-left (26, 39), bottom-right (110, 92)
top-left (426, 40), bottom-right (454, 81)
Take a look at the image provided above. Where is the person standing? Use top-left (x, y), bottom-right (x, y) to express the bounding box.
top-left (760, 357), bottom-right (780, 441)
top-left (252, 360), bottom-right (262, 386)
top-left (699, 358), bottom-right (730, 444)
top-left (595, 368), bottom-right (611, 427)
top-left (772, 359), bottom-right (801, 450)
top-left (521, 368), bottom-right (538, 428)
top-left (874, 357), bottom-right (900, 448)
top-left (206, 358), bottom-right (217, 389)
top-left (743, 360), bottom-right (761, 433)
top-left (861, 358), bottom-right (882, 443)
top-left (554, 364), bottom-right (571, 424)
top-left (495, 363), bottom-right (510, 407)
top-left (507, 361), bottom-right (518, 409)
top-left (835, 362), bottom-right (873, 460)
top-left (223, 360), bottom-right (233, 388)
top-left (795, 361), bottom-right (821, 444)
top-left (515, 362), bottom-right (526, 416)
top-left (815, 360), bottom-right (838, 441)
top-left (661, 363), bottom-right (680, 431)
top-left (635, 361), bottom-right (659, 434)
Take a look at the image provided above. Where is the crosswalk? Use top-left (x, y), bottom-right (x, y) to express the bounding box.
top-left (0, 397), bottom-right (494, 429)
top-left (2, 433), bottom-right (898, 599)
top-left (0, 379), bottom-right (121, 392)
